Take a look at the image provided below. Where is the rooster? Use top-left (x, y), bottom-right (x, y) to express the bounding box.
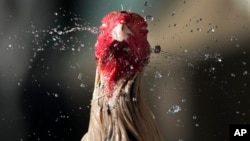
top-left (81, 11), bottom-right (163, 141)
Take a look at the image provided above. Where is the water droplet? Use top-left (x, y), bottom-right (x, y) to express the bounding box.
top-left (130, 65), bottom-right (134, 70)
top-left (167, 105), bottom-right (181, 114)
top-left (54, 93), bottom-right (59, 98)
top-left (204, 53), bottom-right (210, 60)
top-left (77, 47), bottom-right (81, 52)
top-left (154, 45), bottom-right (161, 53)
top-left (230, 73), bottom-right (236, 77)
top-left (57, 83), bottom-right (61, 87)
top-left (230, 36), bottom-right (237, 41)
top-left (54, 12), bottom-right (58, 16)
top-left (242, 61), bottom-right (247, 65)
top-left (243, 70), bottom-right (248, 76)
top-left (217, 58), bottom-right (222, 62)
top-left (195, 123), bottom-right (199, 127)
top-left (192, 115), bottom-right (197, 120)
top-left (144, 15), bottom-right (154, 22)
top-left (155, 71), bottom-right (162, 78)
top-left (80, 83), bottom-right (86, 88)
top-left (207, 28), bottom-right (215, 33)
top-left (78, 73), bottom-right (83, 80)
top-left (209, 67), bottom-right (216, 73)
top-left (236, 44), bottom-right (240, 48)
top-left (144, 1), bottom-right (152, 7)
top-left (197, 28), bottom-right (202, 32)
top-left (34, 34), bottom-right (39, 38)
top-left (171, 12), bottom-right (176, 16)
top-left (187, 63), bottom-right (194, 67)
top-left (150, 88), bottom-right (155, 91)
top-left (57, 31), bottom-right (63, 35)
top-left (132, 97), bottom-right (137, 102)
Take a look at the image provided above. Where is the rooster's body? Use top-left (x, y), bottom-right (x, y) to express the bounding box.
top-left (82, 11), bottom-right (162, 141)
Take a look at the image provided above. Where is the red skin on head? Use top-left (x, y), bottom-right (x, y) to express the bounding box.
top-left (95, 11), bottom-right (150, 97)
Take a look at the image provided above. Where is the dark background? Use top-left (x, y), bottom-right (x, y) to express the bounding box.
top-left (0, 0), bottom-right (250, 141)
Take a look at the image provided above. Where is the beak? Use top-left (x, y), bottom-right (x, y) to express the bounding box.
top-left (111, 23), bottom-right (132, 42)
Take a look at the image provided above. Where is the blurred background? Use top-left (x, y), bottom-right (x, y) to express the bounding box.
top-left (0, 0), bottom-right (250, 141)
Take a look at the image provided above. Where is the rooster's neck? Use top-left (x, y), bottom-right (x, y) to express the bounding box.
top-left (82, 67), bottom-right (162, 141)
